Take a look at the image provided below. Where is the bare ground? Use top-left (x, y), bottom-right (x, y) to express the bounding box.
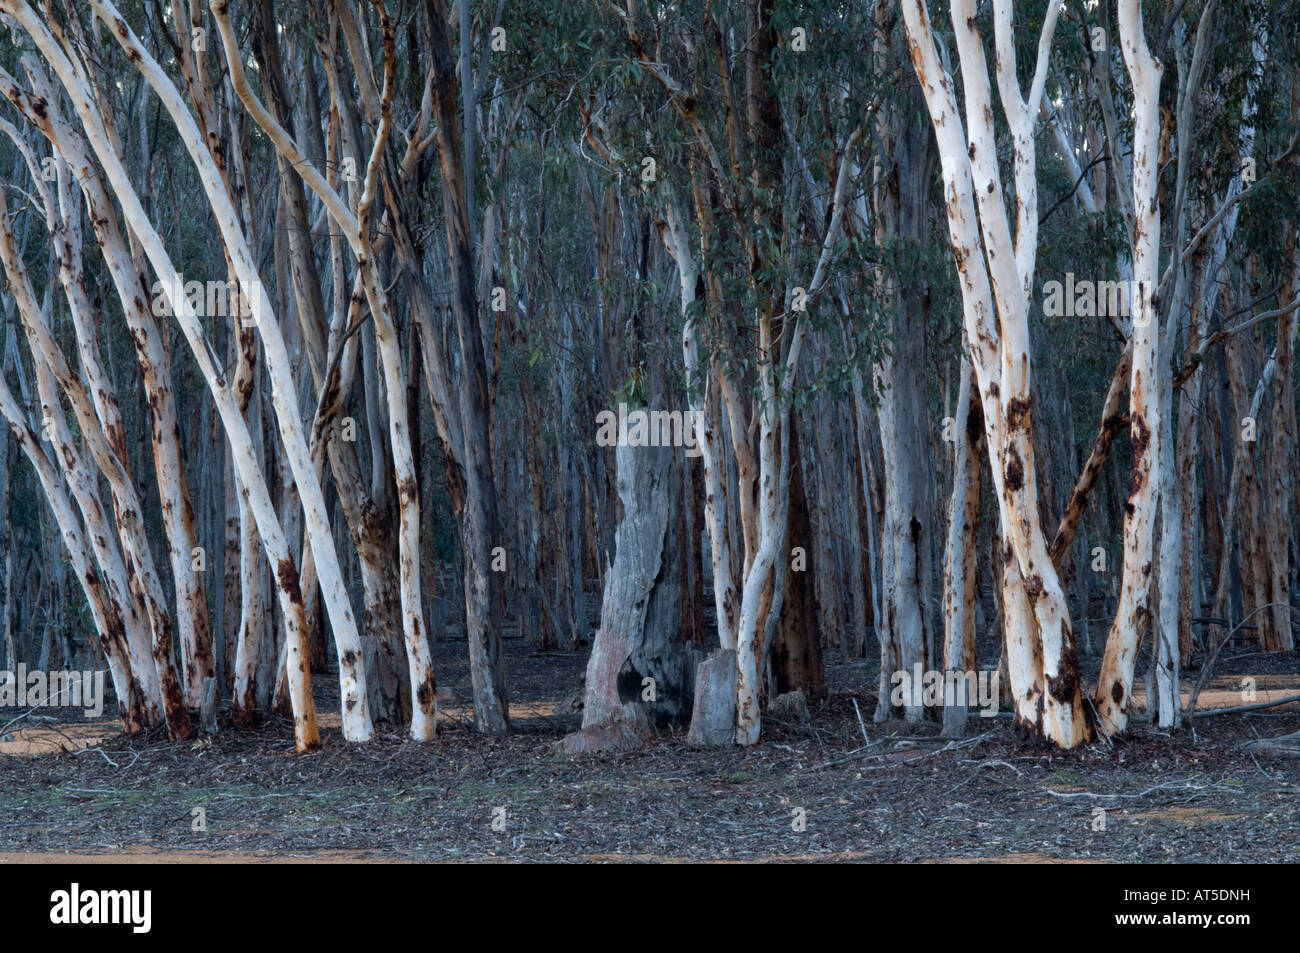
top-left (0, 639), bottom-right (1296, 863)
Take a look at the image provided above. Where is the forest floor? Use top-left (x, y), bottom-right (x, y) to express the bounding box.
top-left (0, 638), bottom-right (1297, 863)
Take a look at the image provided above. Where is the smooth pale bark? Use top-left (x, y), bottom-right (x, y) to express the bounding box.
top-left (741, 115), bottom-right (853, 739)
top-left (246, 1), bottom-right (410, 712)
top-left (229, 347), bottom-right (266, 726)
top-left (318, 101), bottom-right (413, 712)
top-left (662, 204), bottom-right (737, 653)
top-left (732, 321), bottom-right (787, 745)
top-left (660, 201), bottom-right (747, 744)
top-left (3, 0), bottom-right (327, 749)
top-left (903, 0), bottom-right (1088, 746)
top-left (1095, 0), bottom-right (1164, 735)
top-left (729, 0), bottom-right (791, 746)
top-left (618, 2), bottom-right (814, 745)
top-left (231, 490), bottom-right (267, 724)
top-left (0, 185), bottom-right (176, 731)
top-left (79, 0), bottom-right (360, 743)
top-left (663, 187), bottom-right (823, 744)
top-left (0, 372), bottom-right (142, 729)
top-left (51, 150), bottom-right (212, 708)
top-left (0, 139), bottom-right (191, 733)
top-left (955, 0), bottom-right (1085, 745)
top-left (21, 29), bottom-right (245, 710)
top-left (215, 1), bottom-right (434, 733)
top-left (353, 16), bottom-right (437, 734)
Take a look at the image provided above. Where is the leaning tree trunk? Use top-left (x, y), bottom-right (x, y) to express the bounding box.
top-left (50, 157), bottom-right (213, 708)
top-left (0, 189), bottom-right (176, 732)
top-left (0, 373), bottom-right (143, 729)
top-left (5, 1), bottom-right (328, 749)
top-left (85, 0), bottom-right (363, 745)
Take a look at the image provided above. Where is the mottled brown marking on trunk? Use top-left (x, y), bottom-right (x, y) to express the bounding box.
top-left (163, 683), bottom-right (194, 740)
top-left (230, 698), bottom-right (260, 728)
top-left (1006, 395), bottom-right (1031, 432)
top-left (1111, 681), bottom-right (1124, 704)
top-left (1004, 444), bottom-right (1025, 492)
top-left (115, 21), bottom-right (141, 62)
top-left (417, 676), bottom-right (436, 710)
top-left (276, 558), bottom-right (303, 604)
top-left (1013, 709), bottom-right (1052, 747)
top-left (965, 395), bottom-right (985, 445)
top-left (1130, 413), bottom-right (1151, 460)
top-left (1025, 573), bottom-right (1044, 603)
top-left (1047, 662), bottom-right (1079, 705)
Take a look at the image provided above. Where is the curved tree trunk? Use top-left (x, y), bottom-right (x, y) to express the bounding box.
top-left (3, 2), bottom-right (328, 749)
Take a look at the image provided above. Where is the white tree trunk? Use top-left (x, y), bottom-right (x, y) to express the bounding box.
top-left (210, 1), bottom-right (437, 737)
top-left (3, 0), bottom-right (330, 749)
top-left (662, 203), bottom-right (738, 653)
top-left (78, 0), bottom-right (365, 743)
top-left (0, 374), bottom-right (142, 727)
top-left (903, 0), bottom-right (1088, 745)
top-left (1096, 0), bottom-right (1164, 735)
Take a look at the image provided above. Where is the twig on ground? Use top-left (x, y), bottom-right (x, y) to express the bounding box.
top-left (851, 698), bottom-right (870, 746)
top-left (73, 746), bottom-right (119, 767)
